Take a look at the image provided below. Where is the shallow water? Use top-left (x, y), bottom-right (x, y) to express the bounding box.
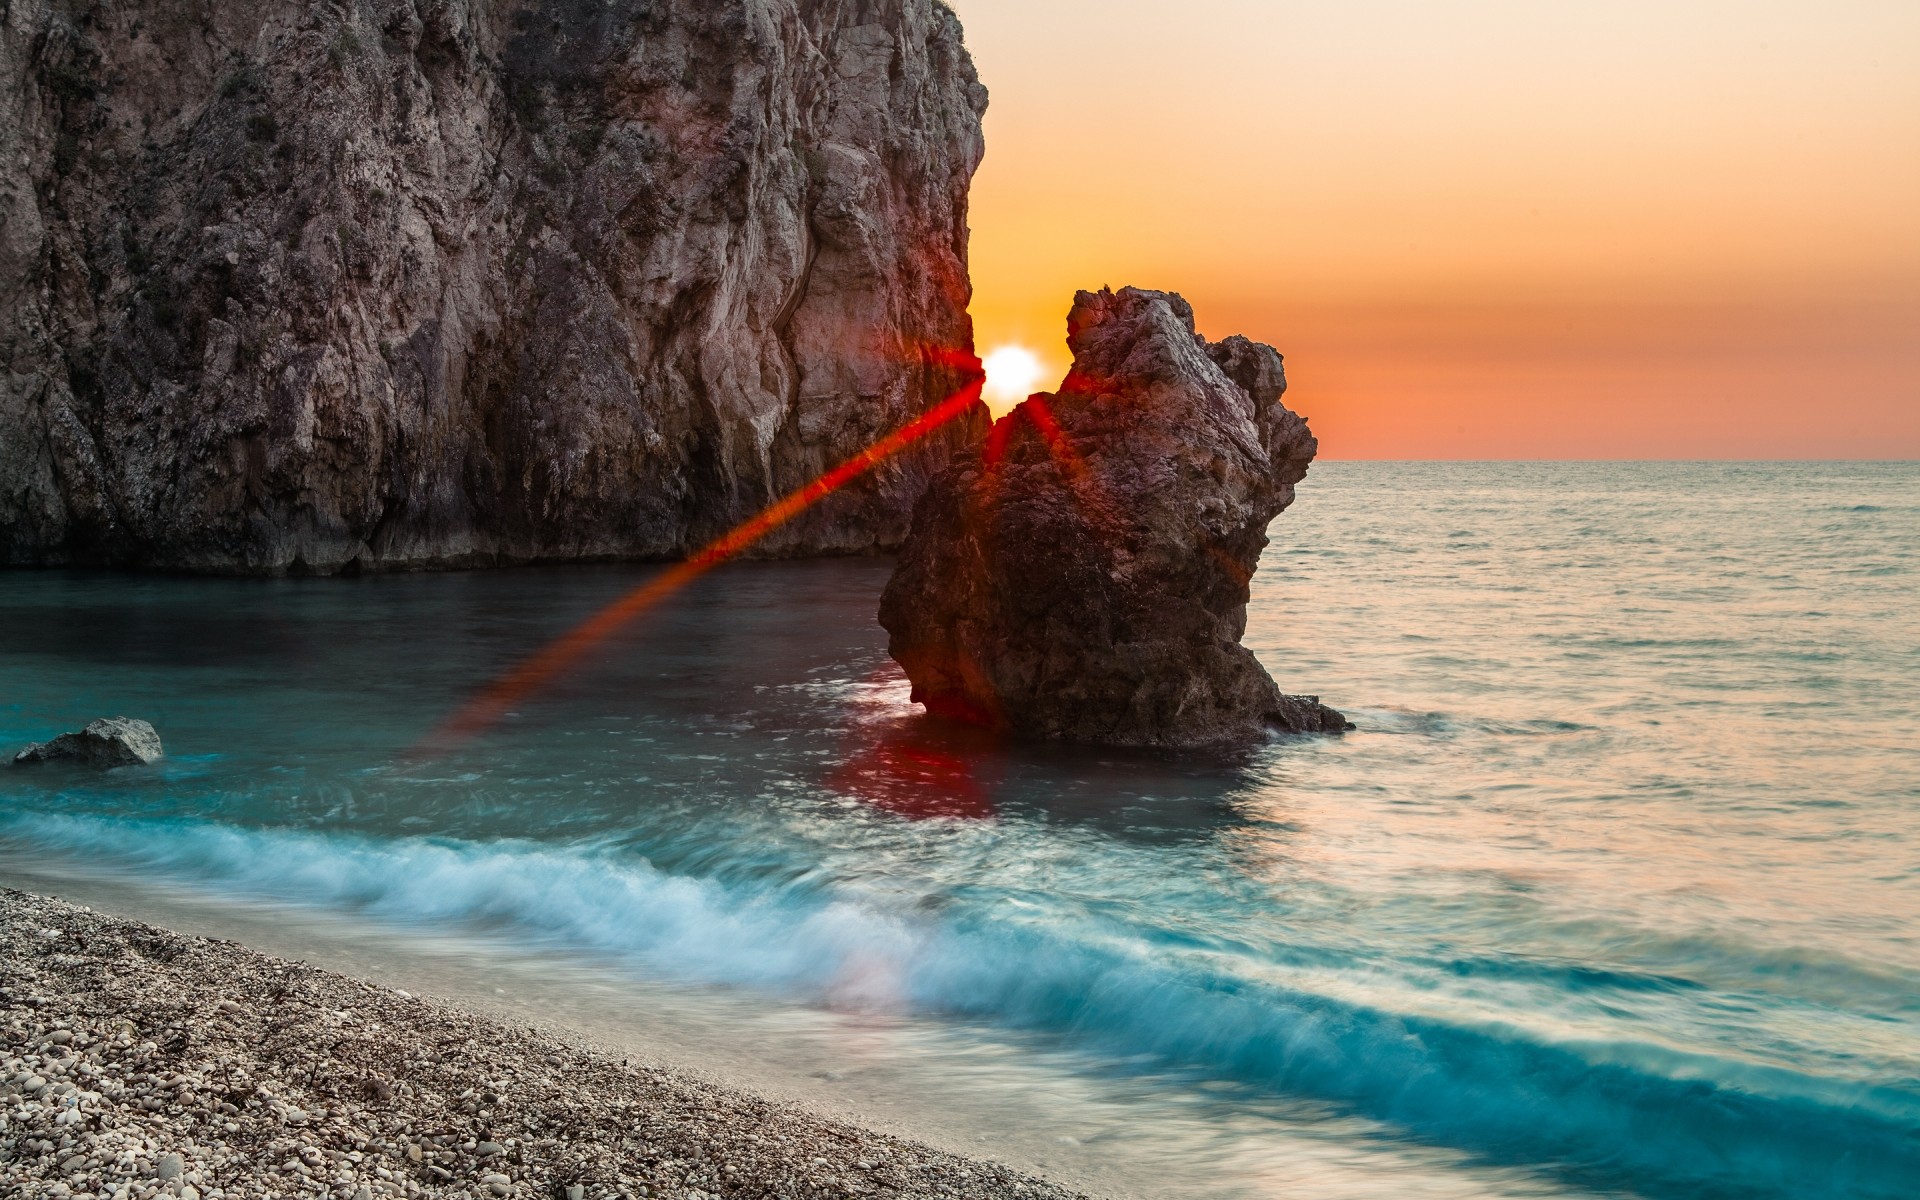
top-left (3, 462), bottom-right (1917, 1199)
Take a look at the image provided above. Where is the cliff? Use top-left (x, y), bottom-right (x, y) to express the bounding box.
top-left (0, 0), bottom-right (988, 573)
top-left (880, 287), bottom-right (1351, 747)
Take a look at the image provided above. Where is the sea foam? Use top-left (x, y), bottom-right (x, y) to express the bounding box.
top-left (6, 811), bottom-right (1915, 1200)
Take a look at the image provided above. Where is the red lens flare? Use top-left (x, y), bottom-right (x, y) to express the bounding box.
top-left (901, 339), bottom-right (990, 374)
top-left (1019, 395), bottom-right (1095, 494)
top-left (945, 387), bottom-right (1259, 730)
top-left (981, 415), bottom-right (1016, 474)
top-left (416, 376), bottom-right (985, 757)
top-left (937, 393), bottom-right (1113, 733)
top-left (829, 719), bottom-right (1002, 822)
top-left (1021, 397), bottom-right (1257, 596)
top-left (979, 391), bottom-right (1097, 484)
top-left (828, 666), bottom-right (1003, 821)
top-left (832, 736), bottom-right (997, 821)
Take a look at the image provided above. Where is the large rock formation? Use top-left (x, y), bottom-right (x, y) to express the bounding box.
top-left (880, 287), bottom-right (1351, 747)
top-left (14, 716), bottom-right (164, 766)
top-left (0, 0), bottom-right (988, 573)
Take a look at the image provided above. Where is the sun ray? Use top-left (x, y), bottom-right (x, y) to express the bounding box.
top-left (415, 376), bottom-right (985, 756)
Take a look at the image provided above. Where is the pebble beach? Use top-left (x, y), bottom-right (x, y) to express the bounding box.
top-left (0, 889), bottom-right (1086, 1200)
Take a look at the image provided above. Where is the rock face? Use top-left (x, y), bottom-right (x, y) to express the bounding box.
top-left (880, 287), bottom-right (1351, 747)
top-left (0, 0), bottom-right (988, 573)
top-left (14, 716), bottom-right (164, 766)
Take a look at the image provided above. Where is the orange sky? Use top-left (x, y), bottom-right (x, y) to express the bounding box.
top-left (946, 0), bottom-right (1920, 458)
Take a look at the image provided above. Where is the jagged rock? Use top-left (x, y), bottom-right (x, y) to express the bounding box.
top-left (880, 287), bottom-right (1352, 747)
top-left (0, 0), bottom-right (988, 573)
top-left (14, 717), bottom-right (164, 767)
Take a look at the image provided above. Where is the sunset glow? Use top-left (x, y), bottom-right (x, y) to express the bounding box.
top-left (981, 344), bottom-right (1047, 412)
top-left (8, 5), bottom-right (1919, 1199)
top-left (949, 0), bottom-right (1920, 459)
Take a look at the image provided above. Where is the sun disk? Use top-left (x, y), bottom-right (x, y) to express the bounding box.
top-left (981, 344), bottom-right (1047, 410)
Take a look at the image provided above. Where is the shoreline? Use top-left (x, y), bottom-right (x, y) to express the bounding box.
top-left (1, 888), bottom-right (1088, 1200)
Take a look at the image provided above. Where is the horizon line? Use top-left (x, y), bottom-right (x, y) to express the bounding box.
top-left (1313, 457), bottom-right (1920, 465)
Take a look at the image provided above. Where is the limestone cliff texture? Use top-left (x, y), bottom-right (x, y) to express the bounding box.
top-left (880, 287), bottom-right (1351, 747)
top-left (0, 0), bottom-right (988, 572)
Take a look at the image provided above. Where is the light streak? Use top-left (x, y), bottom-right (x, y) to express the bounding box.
top-left (417, 377), bottom-right (985, 755)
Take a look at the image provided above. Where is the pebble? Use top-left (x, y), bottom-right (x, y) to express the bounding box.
top-left (1, 887), bottom-right (1086, 1200)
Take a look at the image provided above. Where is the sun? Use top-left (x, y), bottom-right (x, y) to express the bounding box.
top-left (980, 345), bottom-right (1047, 411)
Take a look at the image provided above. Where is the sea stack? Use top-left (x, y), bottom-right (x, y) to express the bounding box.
top-left (880, 287), bottom-right (1351, 747)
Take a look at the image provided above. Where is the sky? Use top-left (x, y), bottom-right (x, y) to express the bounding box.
top-left (945, 0), bottom-right (1920, 459)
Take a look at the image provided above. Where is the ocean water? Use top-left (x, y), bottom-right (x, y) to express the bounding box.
top-left (2, 461), bottom-right (1917, 1199)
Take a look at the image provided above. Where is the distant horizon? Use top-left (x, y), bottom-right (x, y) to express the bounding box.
top-left (1310, 457), bottom-right (1920, 464)
top-left (949, 0), bottom-right (1920, 460)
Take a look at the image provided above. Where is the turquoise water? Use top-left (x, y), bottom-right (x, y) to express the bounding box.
top-left (3, 462), bottom-right (1917, 1198)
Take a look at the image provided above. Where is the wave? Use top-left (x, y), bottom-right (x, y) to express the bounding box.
top-left (5, 812), bottom-right (1917, 1200)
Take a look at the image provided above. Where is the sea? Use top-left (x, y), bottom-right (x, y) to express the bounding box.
top-left (2, 461), bottom-right (1916, 1199)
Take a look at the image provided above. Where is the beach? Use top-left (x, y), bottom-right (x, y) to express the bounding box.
top-left (0, 888), bottom-right (1082, 1200)
top-left (4, 462), bottom-right (1917, 1200)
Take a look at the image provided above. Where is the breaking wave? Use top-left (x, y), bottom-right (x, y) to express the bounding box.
top-left (6, 811), bottom-right (1916, 1200)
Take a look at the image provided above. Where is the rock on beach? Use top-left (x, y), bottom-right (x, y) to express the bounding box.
top-left (13, 717), bottom-right (165, 767)
top-left (881, 287), bottom-right (1353, 747)
top-left (0, 888), bottom-right (1085, 1200)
